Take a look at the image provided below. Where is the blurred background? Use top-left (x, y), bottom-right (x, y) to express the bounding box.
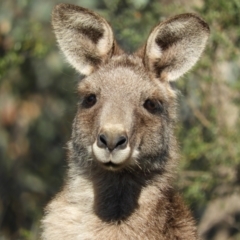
top-left (0, 0), bottom-right (240, 239)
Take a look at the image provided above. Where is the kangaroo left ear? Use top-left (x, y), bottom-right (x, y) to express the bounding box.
top-left (52, 4), bottom-right (115, 75)
top-left (144, 13), bottom-right (210, 81)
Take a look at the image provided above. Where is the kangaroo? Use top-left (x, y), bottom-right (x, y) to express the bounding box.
top-left (41, 3), bottom-right (209, 240)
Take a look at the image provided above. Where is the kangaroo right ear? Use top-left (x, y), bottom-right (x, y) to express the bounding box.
top-left (52, 4), bottom-right (115, 75)
top-left (143, 13), bottom-right (210, 82)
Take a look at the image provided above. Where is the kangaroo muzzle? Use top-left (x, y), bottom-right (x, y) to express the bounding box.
top-left (92, 125), bottom-right (131, 169)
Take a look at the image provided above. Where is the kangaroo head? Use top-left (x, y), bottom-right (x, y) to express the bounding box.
top-left (52, 4), bottom-right (209, 172)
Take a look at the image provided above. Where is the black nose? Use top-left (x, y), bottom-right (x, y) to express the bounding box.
top-left (97, 132), bottom-right (128, 151)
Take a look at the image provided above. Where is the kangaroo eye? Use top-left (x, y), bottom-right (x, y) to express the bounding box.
top-left (144, 99), bottom-right (163, 114)
top-left (82, 94), bottom-right (97, 108)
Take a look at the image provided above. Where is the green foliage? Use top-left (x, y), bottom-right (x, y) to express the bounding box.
top-left (1, 0), bottom-right (240, 239)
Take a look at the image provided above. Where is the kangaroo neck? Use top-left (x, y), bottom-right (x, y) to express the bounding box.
top-left (91, 170), bottom-right (151, 222)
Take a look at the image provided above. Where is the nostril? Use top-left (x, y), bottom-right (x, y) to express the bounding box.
top-left (97, 134), bottom-right (108, 149)
top-left (115, 136), bottom-right (128, 149)
top-left (99, 134), bottom-right (107, 146)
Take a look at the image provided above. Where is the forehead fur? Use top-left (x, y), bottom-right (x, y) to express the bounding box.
top-left (78, 54), bottom-right (176, 102)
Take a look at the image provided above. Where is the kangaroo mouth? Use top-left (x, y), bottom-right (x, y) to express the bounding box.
top-left (103, 161), bottom-right (119, 168)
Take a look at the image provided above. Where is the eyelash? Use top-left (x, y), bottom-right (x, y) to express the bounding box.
top-left (143, 99), bottom-right (164, 114)
top-left (82, 94), bottom-right (97, 108)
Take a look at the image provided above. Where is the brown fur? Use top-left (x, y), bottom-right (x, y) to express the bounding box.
top-left (41, 3), bottom-right (210, 239)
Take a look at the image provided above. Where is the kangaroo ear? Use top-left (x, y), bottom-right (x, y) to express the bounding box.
top-left (52, 4), bottom-right (114, 75)
top-left (144, 13), bottom-right (210, 81)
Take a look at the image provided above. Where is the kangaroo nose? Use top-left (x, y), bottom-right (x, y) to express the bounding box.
top-left (97, 131), bottom-right (128, 151)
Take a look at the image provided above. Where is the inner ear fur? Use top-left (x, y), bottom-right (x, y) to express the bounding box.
top-left (52, 4), bottom-right (116, 75)
top-left (144, 13), bottom-right (210, 81)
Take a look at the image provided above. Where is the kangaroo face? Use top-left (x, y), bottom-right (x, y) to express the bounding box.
top-left (52, 4), bottom-right (209, 172)
top-left (75, 56), bottom-right (176, 170)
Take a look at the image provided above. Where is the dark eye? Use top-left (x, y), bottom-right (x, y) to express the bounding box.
top-left (143, 99), bottom-right (163, 114)
top-left (82, 94), bottom-right (97, 108)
